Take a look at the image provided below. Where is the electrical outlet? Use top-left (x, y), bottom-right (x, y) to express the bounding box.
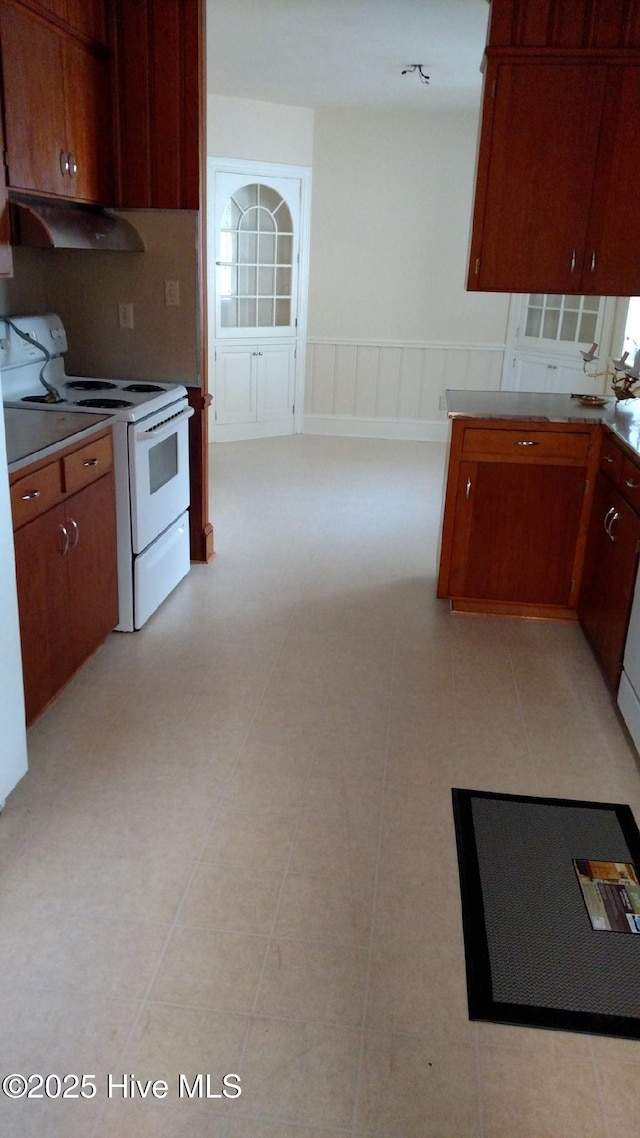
top-left (165, 279), bottom-right (180, 306)
top-left (118, 303), bottom-right (134, 329)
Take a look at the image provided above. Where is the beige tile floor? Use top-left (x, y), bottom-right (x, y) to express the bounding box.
top-left (1, 434), bottom-right (640, 1137)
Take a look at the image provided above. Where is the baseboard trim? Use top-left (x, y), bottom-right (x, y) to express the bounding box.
top-left (303, 414), bottom-right (448, 442)
top-left (212, 419), bottom-right (295, 443)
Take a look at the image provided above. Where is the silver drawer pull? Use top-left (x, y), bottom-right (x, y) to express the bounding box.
top-left (68, 518), bottom-right (79, 549)
top-left (608, 510), bottom-right (619, 541)
top-left (514, 440), bottom-right (539, 447)
top-left (465, 476), bottom-right (472, 500)
top-left (83, 458), bottom-right (98, 467)
top-left (59, 524), bottom-right (69, 556)
top-left (604, 455), bottom-right (615, 463)
top-left (625, 479), bottom-right (640, 490)
top-left (21, 489), bottom-right (41, 501)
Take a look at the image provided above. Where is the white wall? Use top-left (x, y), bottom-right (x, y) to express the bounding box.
top-left (207, 94), bottom-right (314, 167)
top-left (206, 94), bottom-right (511, 439)
top-left (305, 106), bottom-right (510, 438)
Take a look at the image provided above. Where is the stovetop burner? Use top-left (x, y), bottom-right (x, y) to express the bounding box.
top-left (65, 380), bottom-right (117, 392)
top-left (74, 397), bottom-right (134, 409)
top-left (123, 383), bottom-right (165, 393)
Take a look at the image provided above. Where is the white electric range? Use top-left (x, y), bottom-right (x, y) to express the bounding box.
top-left (1, 312), bottom-right (193, 630)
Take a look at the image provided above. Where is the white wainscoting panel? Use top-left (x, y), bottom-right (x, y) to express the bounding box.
top-left (304, 339), bottom-right (505, 440)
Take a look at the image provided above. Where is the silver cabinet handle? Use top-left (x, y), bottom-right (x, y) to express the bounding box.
top-left (20, 489), bottom-right (40, 501)
top-left (83, 458), bottom-right (98, 468)
top-left (603, 506), bottom-right (615, 535)
top-left (514, 440), bottom-right (539, 447)
top-left (465, 476), bottom-right (472, 500)
top-left (60, 149), bottom-right (69, 176)
top-left (570, 249), bottom-right (576, 272)
top-left (252, 351), bottom-right (264, 356)
top-left (625, 478), bottom-right (640, 490)
top-left (68, 152), bottom-right (77, 178)
top-left (590, 249), bottom-right (596, 273)
top-left (59, 524), bottom-right (70, 556)
top-left (608, 510), bottom-right (619, 541)
top-left (604, 454), bottom-right (615, 463)
top-left (68, 517), bottom-right (79, 549)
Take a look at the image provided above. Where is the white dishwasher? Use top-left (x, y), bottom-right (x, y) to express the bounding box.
top-left (618, 566), bottom-right (640, 751)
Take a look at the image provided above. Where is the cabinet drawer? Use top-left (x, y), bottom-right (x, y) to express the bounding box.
top-left (600, 435), bottom-right (624, 482)
top-left (619, 456), bottom-right (640, 514)
top-left (10, 459), bottom-right (62, 528)
top-left (62, 433), bottom-right (113, 494)
top-left (461, 427), bottom-right (590, 462)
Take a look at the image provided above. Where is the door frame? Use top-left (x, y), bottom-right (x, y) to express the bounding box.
top-left (207, 156), bottom-right (312, 441)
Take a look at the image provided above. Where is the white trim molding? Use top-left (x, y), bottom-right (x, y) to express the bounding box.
top-left (304, 338), bottom-right (505, 439)
top-left (303, 414), bottom-right (448, 441)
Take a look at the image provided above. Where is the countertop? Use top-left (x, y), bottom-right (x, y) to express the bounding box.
top-left (445, 389), bottom-right (640, 460)
top-left (4, 407), bottom-right (115, 474)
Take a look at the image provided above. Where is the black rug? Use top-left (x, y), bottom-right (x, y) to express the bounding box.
top-left (452, 788), bottom-right (640, 1039)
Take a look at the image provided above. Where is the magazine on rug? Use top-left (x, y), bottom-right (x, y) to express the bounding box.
top-left (573, 860), bottom-right (640, 933)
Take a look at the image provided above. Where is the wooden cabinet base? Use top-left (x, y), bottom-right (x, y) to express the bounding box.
top-left (10, 429), bottom-right (118, 725)
top-left (437, 418), bottom-right (600, 620)
top-left (449, 598), bottom-right (580, 621)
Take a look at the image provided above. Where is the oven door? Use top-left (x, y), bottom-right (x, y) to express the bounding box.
top-left (128, 398), bottom-right (194, 554)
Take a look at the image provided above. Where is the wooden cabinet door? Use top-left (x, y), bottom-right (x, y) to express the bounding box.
top-left (13, 503), bottom-right (69, 724)
top-left (584, 65), bottom-right (640, 296)
top-left (13, 469), bottom-right (117, 725)
top-left (64, 473), bottom-right (118, 677)
top-left (62, 37), bottom-right (113, 203)
top-left (449, 459), bottom-right (586, 606)
top-left (0, 3), bottom-right (68, 195)
top-left (469, 59), bottom-right (607, 293)
top-left (579, 473), bottom-right (640, 686)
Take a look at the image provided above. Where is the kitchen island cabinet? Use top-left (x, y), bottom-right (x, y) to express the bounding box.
top-left (9, 426), bottom-right (117, 724)
top-left (579, 432), bottom-right (640, 687)
top-left (437, 415), bottom-right (600, 618)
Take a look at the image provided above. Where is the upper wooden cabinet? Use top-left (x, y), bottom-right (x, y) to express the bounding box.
top-left (468, 0), bottom-right (640, 295)
top-left (488, 0), bottom-right (640, 49)
top-left (113, 0), bottom-right (203, 210)
top-left (0, 1), bottom-right (113, 203)
top-left (467, 53), bottom-right (640, 295)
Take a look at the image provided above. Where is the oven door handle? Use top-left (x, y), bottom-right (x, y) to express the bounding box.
top-left (136, 405), bottom-right (194, 441)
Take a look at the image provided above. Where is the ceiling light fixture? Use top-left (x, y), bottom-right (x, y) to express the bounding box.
top-left (401, 64), bottom-right (430, 85)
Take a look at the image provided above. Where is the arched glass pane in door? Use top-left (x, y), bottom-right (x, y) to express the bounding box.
top-left (219, 183), bottom-right (293, 329)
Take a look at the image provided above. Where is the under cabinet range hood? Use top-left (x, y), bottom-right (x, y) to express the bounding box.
top-left (9, 198), bottom-right (145, 252)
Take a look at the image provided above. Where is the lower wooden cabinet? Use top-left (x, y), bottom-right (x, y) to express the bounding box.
top-left (579, 466), bottom-right (640, 688)
top-left (437, 419), bottom-right (599, 618)
top-left (10, 429), bottom-right (118, 724)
